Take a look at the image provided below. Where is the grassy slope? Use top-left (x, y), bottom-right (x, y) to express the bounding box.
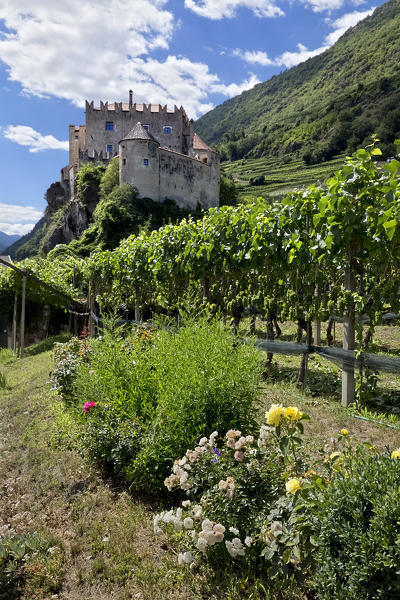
top-left (195, 0), bottom-right (400, 164)
top-left (1, 335), bottom-right (400, 599)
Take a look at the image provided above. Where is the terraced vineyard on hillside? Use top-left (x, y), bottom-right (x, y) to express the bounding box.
top-left (222, 154), bottom-right (346, 200)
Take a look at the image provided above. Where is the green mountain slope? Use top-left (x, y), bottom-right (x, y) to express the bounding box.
top-left (4, 218), bottom-right (47, 260)
top-left (195, 0), bottom-right (400, 164)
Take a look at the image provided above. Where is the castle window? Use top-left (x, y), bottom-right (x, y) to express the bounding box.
top-left (163, 126), bottom-right (172, 134)
top-left (143, 124), bottom-right (149, 131)
top-left (106, 144), bottom-right (113, 153)
top-left (123, 158), bottom-right (126, 165)
top-left (143, 159), bottom-right (149, 166)
top-left (105, 121), bottom-right (114, 131)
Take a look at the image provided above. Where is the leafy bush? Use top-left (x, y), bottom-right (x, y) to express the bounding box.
top-left (156, 404), bottom-right (315, 583)
top-left (156, 402), bottom-right (400, 599)
top-left (0, 371), bottom-right (6, 389)
top-left (312, 447), bottom-right (400, 600)
top-left (56, 316), bottom-right (263, 492)
top-left (0, 532), bottom-right (63, 600)
top-left (50, 336), bottom-right (90, 400)
top-left (79, 404), bottom-right (143, 474)
top-left (126, 318), bottom-right (263, 492)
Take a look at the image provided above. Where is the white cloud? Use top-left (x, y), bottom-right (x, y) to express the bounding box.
top-left (233, 49), bottom-right (274, 66)
top-left (211, 73), bottom-right (261, 96)
top-left (3, 125), bottom-right (69, 152)
top-left (276, 42), bottom-right (328, 67)
top-left (235, 6), bottom-right (375, 69)
top-left (0, 0), bottom-right (256, 118)
top-left (301, 0), bottom-right (344, 13)
top-left (184, 0), bottom-right (284, 19)
top-left (325, 8), bottom-right (375, 45)
top-left (0, 203), bottom-right (43, 236)
top-left (0, 222), bottom-right (36, 236)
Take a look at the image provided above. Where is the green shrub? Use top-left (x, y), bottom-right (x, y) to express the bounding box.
top-left (0, 532), bottom-right (63, 600)
top-left (67, 317), bottom-right (263, 492)
top-left (0, 372), bottom-right (6, 389)
top-left (156, 404), bottom-right (316, 588)
top-left (312, 448), bottom-right (400, 600)
top-left (0, 349), bottom-right (16, 366)
top-left (74, 321), bottom-right (158, 422)
top-left (50, 337), bottom-right (89, 400)
top-left (79, 405), bottom-right (143, 473)
top-left (126, 318), bottom-right (263, 492)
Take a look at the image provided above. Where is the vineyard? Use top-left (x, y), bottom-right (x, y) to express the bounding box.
top-left (2, 141), bottom-right (400, 599)
top-left (2, 141), bottom-right (400, 401)
top-left (221, 153), bottom-right (347, 200)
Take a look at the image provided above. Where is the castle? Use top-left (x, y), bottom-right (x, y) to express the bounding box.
top-left (60, 91), bottom-right (220, 210)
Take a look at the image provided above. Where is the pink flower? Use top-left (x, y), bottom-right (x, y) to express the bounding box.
top-left (84, 401), bottom-right (96, 413)
top-left (234, 451), bottom-right (244, 462)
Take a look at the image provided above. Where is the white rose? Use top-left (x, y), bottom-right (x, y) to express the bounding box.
top-left (196, 537), bottom-right (208, 553)
top-left (225, 541), bottom-right (238, 558)
top-left (173, 519), bottom-right (183, 531)
top-left (183, 517), bottom-right (194, 529)
top-left (205, 532), bottom-right (216, 546)
top-left (182, 551), bottom-right (194, 564)
top-left (201, 519), bottom-right (214, 532)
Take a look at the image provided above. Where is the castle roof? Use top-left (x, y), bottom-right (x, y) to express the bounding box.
top-left (193, 133), bottom-right (211, 151)
top-left (121, 122), bottom-right (160, 143)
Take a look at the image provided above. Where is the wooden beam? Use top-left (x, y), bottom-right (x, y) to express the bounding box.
top-left (0, 256), bottom-right (85, 311)
top-left (12, 293), bottom-right (17, 353)
top-left (19, 276), bottom-right (26, 358)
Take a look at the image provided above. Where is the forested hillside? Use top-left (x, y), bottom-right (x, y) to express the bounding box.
top-left (195, 0), bottom-right (400, 164)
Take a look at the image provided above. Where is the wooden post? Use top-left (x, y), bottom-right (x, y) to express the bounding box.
top-left (68, 265), bottom-right (76, 333)
top-left (134, 304), bottom-right (141, 322)
top-left (342, 250), bottom-right (356, 407)
top-left (19, 276), bottom-right (26, 358)
top-left (313, 267), bottom-right (321, 345)
top-left (297, 319), bottom-right (312, 387)
top-left (12, 293), bottom-right (17, 353)
top-left (313, 320), bottom-right (321, 346)
top-left (88, 284), bottom-right (95, 338)
top-left (266, 311), bottom-right (275, 363)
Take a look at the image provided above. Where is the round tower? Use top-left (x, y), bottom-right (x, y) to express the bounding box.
top-left (119, 122), bottom-right (160, 200)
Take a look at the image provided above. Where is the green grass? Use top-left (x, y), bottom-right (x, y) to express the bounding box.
top-left (1, 334), bottom-right (400, 598)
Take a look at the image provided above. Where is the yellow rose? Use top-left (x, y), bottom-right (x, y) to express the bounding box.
top-left (391, 448), bottom-right (400, 459)
top-left (286, 478), bottom-right (301, 494)
top-left (284, 406), bottom-right (303, 421)
top-left (265, 404), bottom-right (285, 427)
top-left (340, 428), bottom-right (349, 435)
top-left (304, 470), bottom-right (316, 478)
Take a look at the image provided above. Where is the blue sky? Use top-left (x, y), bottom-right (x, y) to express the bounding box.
top-left (0, 0), bottom-right (384, 236)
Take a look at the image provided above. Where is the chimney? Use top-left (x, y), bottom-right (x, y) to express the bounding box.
top-left (129, 89), bottom-right (133, 108)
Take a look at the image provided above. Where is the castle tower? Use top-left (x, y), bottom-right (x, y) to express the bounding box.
top-left (119, 122), bottom-right (161, 200)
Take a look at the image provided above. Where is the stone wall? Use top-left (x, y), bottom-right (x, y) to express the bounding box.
top-left (85, 101), bottom-right (193, 158)
top-left (120, 139), bottom-right (220, 209)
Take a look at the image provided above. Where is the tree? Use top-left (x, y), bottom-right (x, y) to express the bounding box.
top-left (219, 175), bottom-right (239, 206)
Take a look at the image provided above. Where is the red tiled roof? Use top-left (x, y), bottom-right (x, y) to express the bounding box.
top-left (193, 133), bottom-right (210, 151)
